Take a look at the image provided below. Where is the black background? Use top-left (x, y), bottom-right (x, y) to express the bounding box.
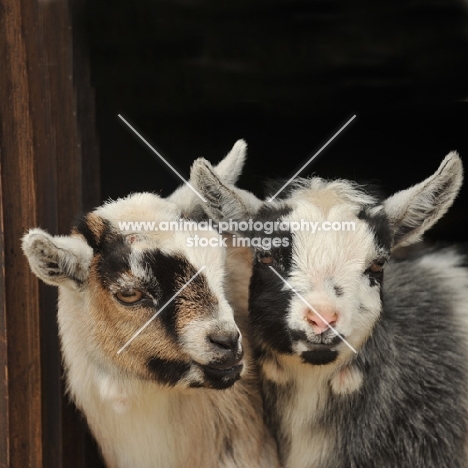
top-left (83, 0), bottom-right (468, 242)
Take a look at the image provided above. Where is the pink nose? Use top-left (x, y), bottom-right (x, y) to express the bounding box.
top-left (305, 309), bottom-right (338, 335)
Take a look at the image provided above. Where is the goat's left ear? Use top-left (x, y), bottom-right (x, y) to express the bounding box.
top-left (22, 228), bottom-right (94, 290)
top-left (190, 157), bottom-right (262, 222)
top-left (168, 139), bottom-right (248, 216)
top-left (383, 152), bottom-right (463, 248)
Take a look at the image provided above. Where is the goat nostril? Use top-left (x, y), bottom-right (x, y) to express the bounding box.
top-left (310, 318), bottom-right (337, 328)
top-left (325, 320), bottom-right (337, 329)
top-left (209, 331), bottom-right (240, 351)
top-left (306, 309), bottom-right (338, 332)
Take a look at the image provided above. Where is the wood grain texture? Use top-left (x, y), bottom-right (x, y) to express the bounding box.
top-left (0, 0), bottom-right (102, 466)
top-left (0, 0), bottom-right (43, 466)
top-left (0, 152), bottom-right (10, 468)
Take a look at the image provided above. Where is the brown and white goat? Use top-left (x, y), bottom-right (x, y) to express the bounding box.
top-left (22, 144), bottom-right (279, 468)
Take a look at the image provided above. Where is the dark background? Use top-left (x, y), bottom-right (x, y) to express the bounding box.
top-left (83, 0), bottom-right (468, 242)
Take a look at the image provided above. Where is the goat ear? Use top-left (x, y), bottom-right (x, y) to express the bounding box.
top-left (22, 228), bottom-right (93, 290)
top-left (210, 139), bottom-right (247, 185)
top-left (190, 157), bottom-right (262, 222)
top-left (383, 152), bottom-right (463, 248)
top-left (167, 139), bottom-right (247, 216)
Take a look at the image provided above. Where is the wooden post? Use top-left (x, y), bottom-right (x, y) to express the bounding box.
top-left (0, 0), bottom-right (102, 466)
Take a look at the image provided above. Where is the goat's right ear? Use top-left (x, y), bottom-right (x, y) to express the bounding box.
top-left (22, 228), bottom-right (93, 290)
top-left (190, 158), bottom-right (262, 222)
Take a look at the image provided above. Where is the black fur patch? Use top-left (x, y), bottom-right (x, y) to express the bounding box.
top-left (73, 214), bottom-right (110, 251)
top-left (147, 357), bottom-right (190, 386)
top-left (96, 232), bottom-right (133, 286)
top-left (221, 435), bottom-right (234, 460)
top-left (249, 263), bottom-right (294, 354)
top-left (364, 268), bottom-right (384, 287)
top-left (201, 367), bottom-right (241, 390)
top-left (246, 205), bottom-right (297, 355)
top-left (333, 285), bottom-right (344, 296)
top-left (262, 378), bottom-right (293, 467)
top-left (255, 203), bottom-right (293, 225)
top-left (290, 329), bottom-right (308, 342)
top-left (140, 249), bottom-right (213, 337)
top-left (301, 349), bottom-right (338, 365)
top-left (188, 381), bottom-right (204, 389)
top-left (358, 207), bottom-right (393, 251)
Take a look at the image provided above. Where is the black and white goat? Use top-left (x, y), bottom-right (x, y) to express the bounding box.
top-left (22, 143), bottom-right (279, 468)
top-left (192, 151), bottom-right (468, 468)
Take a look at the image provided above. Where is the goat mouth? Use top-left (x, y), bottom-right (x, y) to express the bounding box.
top-left (303, 334), bottom-right (343, 349)
top-left (306, 342), bottom-right (339, 350)
top-left (201, 361), bottom-right (244, 379)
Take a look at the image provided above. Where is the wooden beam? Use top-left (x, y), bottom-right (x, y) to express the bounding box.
top-left (0, 0), bottom-right (43, 466)
top-left (0, 0), bottom-right (101, 466)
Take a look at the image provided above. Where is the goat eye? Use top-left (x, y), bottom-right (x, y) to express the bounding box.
top-left (257, 251), bottom-right (274, 265)
top-left (368, 261), bottom-right (384, 273)
top-left (116, 289), bottom-right (143, 304)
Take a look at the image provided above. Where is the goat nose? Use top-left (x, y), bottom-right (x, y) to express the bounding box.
top-left (305, 309), bottom-right (338, 335)
top-left (208, 330), bottom-right (241, 352)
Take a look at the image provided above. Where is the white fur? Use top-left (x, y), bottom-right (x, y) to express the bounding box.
top-left (284, 198), bottom-right (383, 356)
top-left (23, 147), bottom-right (280, 468)
top-left (191, 150), bottom-right (465, 468)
